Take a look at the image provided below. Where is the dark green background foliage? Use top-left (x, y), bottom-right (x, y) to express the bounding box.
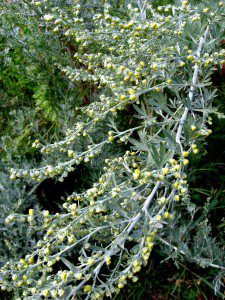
top-left (0, 0), bottom-right (224, 299)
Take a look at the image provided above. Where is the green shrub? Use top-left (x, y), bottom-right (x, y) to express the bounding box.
top-left (0, 1), bottom-right (224, 299)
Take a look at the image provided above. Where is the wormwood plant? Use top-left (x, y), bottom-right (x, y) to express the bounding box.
top-left (1, 0), bottom-right (225, 299)
top-left (0, 0), bottom-right (86, 161)
top-left (0, 163), bottom-right (38, 264)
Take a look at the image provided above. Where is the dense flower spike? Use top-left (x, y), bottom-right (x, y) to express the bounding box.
top-left (1, 0), bottom-right (225, 299)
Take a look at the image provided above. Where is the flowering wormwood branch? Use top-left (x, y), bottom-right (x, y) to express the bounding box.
top-left (0, 1), bottom-right (225, 299)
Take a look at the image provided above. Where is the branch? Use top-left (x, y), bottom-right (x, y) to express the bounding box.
top-left (175, 27), bottom-right (209, 151)
top-left (127, 181), bottom-right (161, 234)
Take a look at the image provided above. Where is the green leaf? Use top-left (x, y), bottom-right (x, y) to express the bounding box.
top-left (61, 257), bottom-right (77, 272)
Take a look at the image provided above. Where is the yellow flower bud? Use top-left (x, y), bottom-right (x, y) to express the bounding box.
top-left (47, 229), bottom-right (53, 235)
top-left (23, 275), bottom-right (27, 281)
top-left (43, 14), bottom-right (54, 22)
top-left (68, 150), bottom-right (74, 157)
top-left (146, 236), bottom-right (153, 243)
top-left (58, 289), bottom-right (65, 297)
top-left (51, 290), bottom-right (58, 298)
top-left (203, 7), bottom-right (209, 13)
top-left (151, 22), bottom-right (158, 29)
top-left (193, 149), bottom-right (199, 155)
top-left (120, 95), bottom-right (126, 101)
top-left (156, 215), bottom-right (162, 221)
top-left (130, 94), bottom-right (137, 101)
top-left (142, 247), bottom-right (148, 254)
top-left (174, 172), bottom-right (179, 179)
top-left (175, 164), bottom-right (181, 171)
top-left (148, 242), bottom-right (154, 249)
top-left (108, 136), bottom-right (114, 143)
top-left (132, 276), bottom-right (138, 282)
top-left (152, 63), bottom-right (158, 70)
top-left (133, 169), bottom-right (140, 180)
top-left (76, 273), bottom-right (82, 280)
top-left (182, 151), bottom-right (189, 157)
top-left (84, 285), bottom-right (92, 293)
top-left (142, 79), bottom-right (147, 84)
top-left (174, 182), bottom-right (179, 189)
top-left (183, 159), bottom-right (189, 166)
top-left (61, 272), bottom-right (67, 281)
top-left (88, 258), bottom-right (95, 266)
top-left (174, 195), bottom-right (180, 201)
top-left (42, 289), bottom-right (50, 297)
top-left (180, 61), bottom-right (185, 67)
top-left (17, 281), bottom-right (23, 287)
top-left (20, 258), bottom-right (26, 265)
top-left (163, 167), bottom-right (169, 175)
top-left (133, 260), bottom-right (139, 268)
top-left (28, 257), bottom-right (34, 264)
top-left (12, 274), bottom-right (18, 281)
top-left (140, 61), bottom-right (145, 68)
top-left (28, 209), bottom-right (34, 216)
top-left (118, 283), bottom-right (124, 289)
top-left (164, 211), bottom-right (169, 218)
top-left (181, 188), bottom-right (187, 194)
top-left (169, 159), bottom-right (176, 165)
top-left (89, 153), bottom-right (95, 159)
